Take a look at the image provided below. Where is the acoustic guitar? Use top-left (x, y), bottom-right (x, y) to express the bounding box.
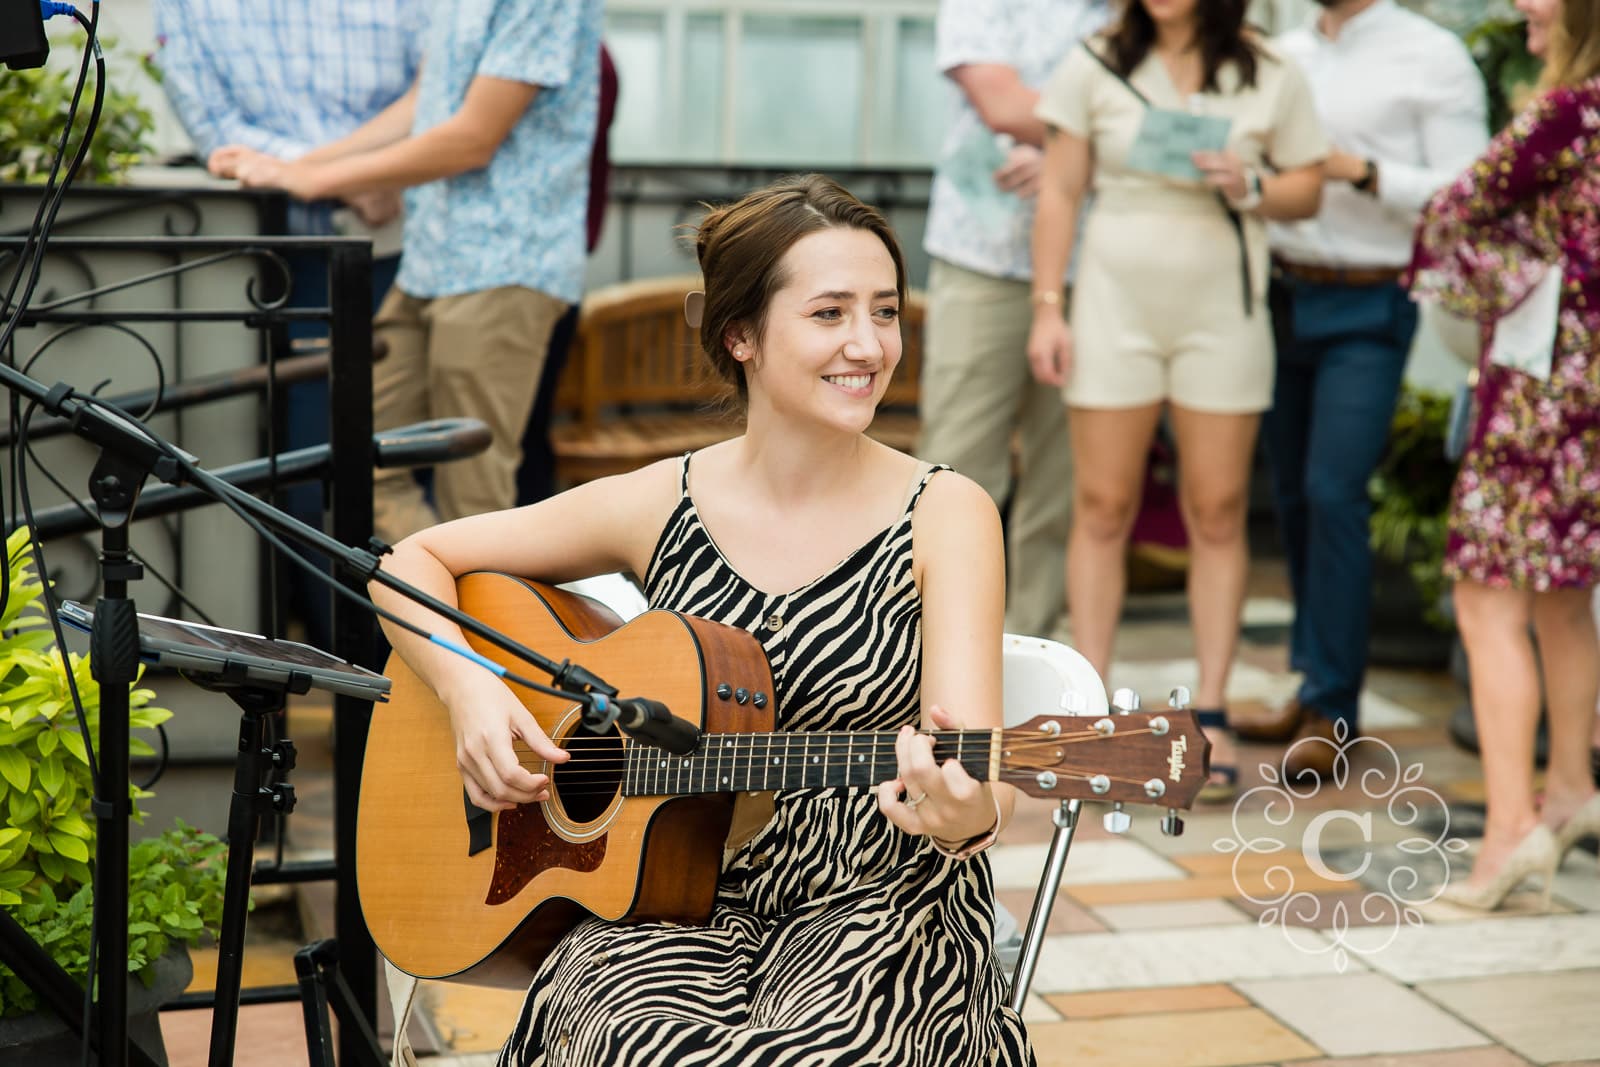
top-left (357, 572), bottom-right (1210, 986)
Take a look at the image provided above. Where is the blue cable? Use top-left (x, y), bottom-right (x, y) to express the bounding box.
top-left (40, 1), bottom-right (78, 19)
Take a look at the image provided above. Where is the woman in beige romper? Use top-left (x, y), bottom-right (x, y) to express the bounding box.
top-left (1027, 0), bottom-right (1325, 796)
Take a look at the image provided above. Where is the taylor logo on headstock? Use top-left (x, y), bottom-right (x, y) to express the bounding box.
top-left (1168, 736), bottom-right (1188, 782)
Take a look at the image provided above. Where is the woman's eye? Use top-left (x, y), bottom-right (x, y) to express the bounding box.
top-left (876, 307), bottom-right (900, 321)
top-left (813, 308), bottom-right (842, 321)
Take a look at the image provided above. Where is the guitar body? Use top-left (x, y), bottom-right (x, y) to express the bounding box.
top-left (357, 572), bottom-right (776, 986)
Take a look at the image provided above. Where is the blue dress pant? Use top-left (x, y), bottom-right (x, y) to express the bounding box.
top-left (1263, 277), bottom-right (1418, 731)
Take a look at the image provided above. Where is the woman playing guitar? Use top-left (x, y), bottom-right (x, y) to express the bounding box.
top-left (369, 174), bottom-right (1031, 1065)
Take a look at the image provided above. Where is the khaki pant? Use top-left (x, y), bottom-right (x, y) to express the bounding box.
top-left (372, 285), bottom-right (568, 543)
top-left (917, 258), bottom-right (1072, 638)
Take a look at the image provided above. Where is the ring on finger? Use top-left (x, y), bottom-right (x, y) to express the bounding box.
top-left (905, 792), bottom-right (927, 810)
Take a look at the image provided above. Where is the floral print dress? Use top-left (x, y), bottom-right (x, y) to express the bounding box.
top-left (1407, 78), bottom-right (1600, 591)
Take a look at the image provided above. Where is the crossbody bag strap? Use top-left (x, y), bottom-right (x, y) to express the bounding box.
top-left (1078, 40), bottom-right (1254, 316)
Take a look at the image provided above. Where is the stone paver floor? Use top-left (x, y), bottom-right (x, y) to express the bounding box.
top-left (154, 562), bottom-right (1600, 1066)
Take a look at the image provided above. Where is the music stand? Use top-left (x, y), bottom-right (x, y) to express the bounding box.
top-left (57, 603), bottom-right (391, 1067)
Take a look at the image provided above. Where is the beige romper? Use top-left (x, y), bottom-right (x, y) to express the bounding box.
top-left (1036, 41), bottom-right (1327, 413)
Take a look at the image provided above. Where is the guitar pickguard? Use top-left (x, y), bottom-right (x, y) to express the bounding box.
top-left (486, 802), bottom-right (606, 905)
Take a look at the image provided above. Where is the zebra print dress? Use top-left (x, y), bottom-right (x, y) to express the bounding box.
top-left (497, 454), bottom-right (1034, 1067)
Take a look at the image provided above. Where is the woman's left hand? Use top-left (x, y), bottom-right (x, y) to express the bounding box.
top-left (877, 705), bottom-right (997, 844)
top-left (1191, 148), bottom-right (1248, 202)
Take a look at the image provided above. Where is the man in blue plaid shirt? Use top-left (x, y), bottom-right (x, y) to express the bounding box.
top-left (155, 0), bottom-right (426, 243)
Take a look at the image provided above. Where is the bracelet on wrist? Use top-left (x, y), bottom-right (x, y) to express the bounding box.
top-left (1030, 289), bottom-right (1064, 309)
top-left (931, 787), bottom-right (1004, 861)
top-left (1227, 166), bottom-right (1263, 212)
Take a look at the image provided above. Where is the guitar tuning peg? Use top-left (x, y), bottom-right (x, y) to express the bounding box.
top-left (1062, 690), bottom-right (1087, 715)
top-left (1168, 686), bottom-right (1191, 710)
top-left (1111, 688), bottom-right (1140, 714)
top-left (1102, 802), bottom-right (1131, 834)
top-left (1162, 809), bottom-right (1185, 837)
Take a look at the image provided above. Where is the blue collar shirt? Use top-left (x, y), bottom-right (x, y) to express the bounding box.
top-left (397, 0), bottom-right (603, 305)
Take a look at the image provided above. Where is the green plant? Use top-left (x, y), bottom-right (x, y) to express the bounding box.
top-left (0, 35), bottom-right (155, 184)
top-left (1466, 16), bottom-right (1543, 130)
top-left (0, 529), bottom-right (228, 1018)
top-left (1369, 387), bottom-right (1457, 629)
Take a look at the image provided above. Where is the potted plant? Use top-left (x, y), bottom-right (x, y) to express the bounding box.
top-left (1367, 385), bottom-right (1458, 666)
top-left (0, 529), bottom-right (227, 1065)
top-left (0, 34), bottom-right (156, 184)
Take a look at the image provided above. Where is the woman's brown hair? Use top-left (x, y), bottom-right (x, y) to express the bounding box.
top-left (693, 173), bottom-right (907, 400)
top-left (1104, 0), bottom-right (1262, 91)
top-left (1541, 0), bottom-right (1600, 90)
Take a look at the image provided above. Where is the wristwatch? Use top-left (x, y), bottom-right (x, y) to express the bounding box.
top-left (1353, 158), bottom-right (1379, 194)
top-left (1230, 167), bottom-right (1263, 211)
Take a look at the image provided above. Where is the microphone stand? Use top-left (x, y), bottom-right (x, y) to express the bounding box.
top-left (0, 360), bottom-right (697, 1067)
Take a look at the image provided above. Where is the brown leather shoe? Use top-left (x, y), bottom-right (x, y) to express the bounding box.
top-left (1231, 698), bottom-right (1304, 743)
top-left (1282, 712), bottom-right (1340, 784)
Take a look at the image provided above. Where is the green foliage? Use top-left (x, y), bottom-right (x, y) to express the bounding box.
top-left (0, 530), bottom-right (228, 1018)
top-left (1466, 16), bottom-right (1544, 130)
top-left (0, 35), bottom-right (155, 184)
top-left (1368, 388), bottom-right (1457, 629)
top-left (0, 529), bottom-right (171, 905)
top-left (0, 824), bottom-right (226, 1017)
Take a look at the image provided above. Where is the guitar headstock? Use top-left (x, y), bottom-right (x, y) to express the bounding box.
top-left (997, 708), bottom-right (1210, 809)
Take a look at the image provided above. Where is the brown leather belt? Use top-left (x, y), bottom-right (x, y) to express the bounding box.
top-left (1272, 259), bottom-right (1405, 287)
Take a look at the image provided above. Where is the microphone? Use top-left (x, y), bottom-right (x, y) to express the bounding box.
top-left (583, 694), bottom-right (702, 755)
top-left (2, 0), bottom-right (51, 70)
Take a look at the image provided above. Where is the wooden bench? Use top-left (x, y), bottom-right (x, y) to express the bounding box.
top-left (551, 274), bottom-right (924, 487)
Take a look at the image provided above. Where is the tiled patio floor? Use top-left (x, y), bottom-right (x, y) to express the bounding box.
top-left (153, 563), bottom-right (1600, 1067)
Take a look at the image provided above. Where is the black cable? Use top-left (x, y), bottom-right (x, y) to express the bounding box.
top-left (88, 394), bottom-right (580, 700)
top-left (0, 7), bottom-right (101, 356)
top-left (0, 6), bottom-right (100, 626)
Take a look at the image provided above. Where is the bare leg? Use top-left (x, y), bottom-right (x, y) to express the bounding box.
top-left (1168, 407), bottom-right (1260, 709)
top-left (1532, 586), bottom-right (1600, 825)
top-left (1064, 404), bottom-right (1163, 682)
top-left (1454, 580), bottom-right (1541, 887)
top-left (1168, 407), bottom-right (1259, 776)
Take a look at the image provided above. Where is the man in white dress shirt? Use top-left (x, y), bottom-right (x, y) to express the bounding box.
top-left (1241, 0), bottom-right (1488, 777)
top-left (919, 0), bottom-right (1108, 639)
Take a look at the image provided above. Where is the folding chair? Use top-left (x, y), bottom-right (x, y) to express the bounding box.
top-left (1000, 634), bottom-right (1194, 1009)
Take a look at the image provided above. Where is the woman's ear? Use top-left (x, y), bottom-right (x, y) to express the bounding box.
top-left (725, 327), bottom-right (753, 363)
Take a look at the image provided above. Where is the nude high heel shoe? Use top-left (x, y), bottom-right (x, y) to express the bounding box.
top-left (1438, 823), bottom-right (1559, 912)
top-left (1554, 793), bottom-right (1600, 865)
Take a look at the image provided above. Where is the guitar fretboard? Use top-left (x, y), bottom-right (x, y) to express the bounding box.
top-left (621, 730), bottom-right (994, 796)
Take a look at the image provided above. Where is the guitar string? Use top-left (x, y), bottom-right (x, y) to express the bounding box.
top-left (503, 726), bottom-right (1176, 772)
top-left (529, 767), bottom-right (1166, 800)
top-left (512, 728), bottom-right (1181, 798)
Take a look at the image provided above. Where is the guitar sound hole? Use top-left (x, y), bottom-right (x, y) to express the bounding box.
top-left (554, 725), bottom-right (624, 824)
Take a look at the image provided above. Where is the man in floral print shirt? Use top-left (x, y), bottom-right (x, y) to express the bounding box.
top-left (216, 0), bottom-right (604, 544)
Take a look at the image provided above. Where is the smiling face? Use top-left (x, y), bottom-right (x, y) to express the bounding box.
top-left (1516, 0), bottom-right (1559, 57)
top-left (734, 227), bottom-right (902, 435)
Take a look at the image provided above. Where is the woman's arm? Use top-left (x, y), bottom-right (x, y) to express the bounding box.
top-left (1409, 86), bottom-right (1596, 322)
top-left (1026, 127), bottom-right (1092, 386)
top-left (877, 471), bottom-right (1016, 847)
top-left (1192, 151), bottom-right (1324, 221)
top-left (368, 460), bottom-right (679, 810)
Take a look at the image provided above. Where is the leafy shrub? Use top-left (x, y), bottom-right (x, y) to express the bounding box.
top-left (0, 529), bottom-right (227, 1017)
top-left (0, 34), bottom-right (155, 184)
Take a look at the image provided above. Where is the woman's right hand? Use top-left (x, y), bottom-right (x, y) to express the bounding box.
top-left (445, 674), bottom-right (570, 811)
top-left (1027, 312), bottom-right (1074, 387)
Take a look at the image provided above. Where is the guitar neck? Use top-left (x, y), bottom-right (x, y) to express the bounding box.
top-left (622, 730), bottom-right (995, 796)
